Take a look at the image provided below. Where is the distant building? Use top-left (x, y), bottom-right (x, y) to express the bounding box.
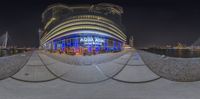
top-left (173, 42), bottom-right (186, 49)
top-left (40, 3), bottom-right (127, 55)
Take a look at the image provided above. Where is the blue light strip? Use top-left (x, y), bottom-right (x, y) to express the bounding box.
top-left (62, 39), bottom-right (65, 51)
top-left (96, 45), bottom-right (100, 53)
top-left (76, 38), bottom-right (79, 49)
top-left (88, 45), bottom-right (92, 53)
top-left (113, 40), bottom-right (116, 51)
top-left (53, 41), bottom-right (57, 50)
top-left (104, 38), bottom-right (108, 52)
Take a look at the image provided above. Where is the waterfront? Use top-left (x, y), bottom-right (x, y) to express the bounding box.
top-left (143, 48), bottom-right (200, 58)
top-left (0, 48), bottom-right (31, 57)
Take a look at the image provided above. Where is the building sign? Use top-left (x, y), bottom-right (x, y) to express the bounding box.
top-left (80, 37), bottom-right (105, 45)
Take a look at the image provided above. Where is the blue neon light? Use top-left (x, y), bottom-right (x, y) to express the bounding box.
top-left (113, 40), bottom-right (116, 51)
top-left (53, 41), bottom-right (57, 50)
top-left (51, 32), bottom-right (122, 53)
top-left (62, 40), bottom-right (65, 51)
top-left (96, 45), bottom-right (100, 53)
top-left (75, 38), bottom-right (79, 48)
top-left (104, 39), bottom-right (108, 52)
top-left (88, 45), bottom-right (92, 53)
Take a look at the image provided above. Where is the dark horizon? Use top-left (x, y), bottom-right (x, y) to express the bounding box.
top-left (0, 0), bottom-right (200, 48)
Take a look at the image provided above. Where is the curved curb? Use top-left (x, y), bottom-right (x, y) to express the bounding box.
top-left (0, 51), bottom-right (33, 81)
top-left (112, 76), bottom-right (161, 84)
top-left (11, 51), bottom-right (58, 83)
top-left (112, 50), bottom-right (161, 83)
top-left (38, 50), bottom-right (133, 84)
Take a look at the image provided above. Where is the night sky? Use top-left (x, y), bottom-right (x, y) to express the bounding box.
top-left (0, 0), bottom-right (200, 48)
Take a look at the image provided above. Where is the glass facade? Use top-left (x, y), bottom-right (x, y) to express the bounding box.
top-left (44, 34), bottom-right (123, 55)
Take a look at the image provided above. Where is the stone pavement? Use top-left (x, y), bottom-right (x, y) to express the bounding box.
top-left (0, 50), bottom-right (199, 99)
top-left (0, 78), bottom-right (199, 99)
top-left (12, 51), bottom-right (56, 82)
top-left (40, 50), bottom-right (160, 83)
top-left (42, 50), bottom-right (128, 65)
top-left (0, 52), bottom-right (32, 80)
top-left (113, 51), bottom-right (160, 83)
top-left (139, 50), bottom-right (200, 82)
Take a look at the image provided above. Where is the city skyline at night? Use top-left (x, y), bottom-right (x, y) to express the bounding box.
top-left (0, 0), bottom-right (200, 48)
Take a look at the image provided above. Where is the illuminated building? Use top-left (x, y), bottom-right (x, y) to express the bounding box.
top-left (40, 3), bottom-right (127, 55)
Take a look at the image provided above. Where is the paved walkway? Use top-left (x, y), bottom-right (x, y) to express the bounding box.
top-left (39, 51), bottom-right (133, 83)
top-left (12, 51), bottom-right (56, 82)
top-left (0, 52), bottom-right (32, 80)
top-left (113, 51), bottom-right (160, 83)
top-left (0, 78), bottom-right (199, 99)
top-left (40, 50), bottom-right (160, 83)
top-left (8, 50), bottom-right (161, 83)
top-left (1, 50), bottom-right (200, 99)
top-left (42, 50), bottom-right (128, 65)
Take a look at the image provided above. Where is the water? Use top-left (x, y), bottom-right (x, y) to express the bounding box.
top-left (0, 49), bottom-right (27, 57)
top-left (143, 48), bottom-right (200, 58)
